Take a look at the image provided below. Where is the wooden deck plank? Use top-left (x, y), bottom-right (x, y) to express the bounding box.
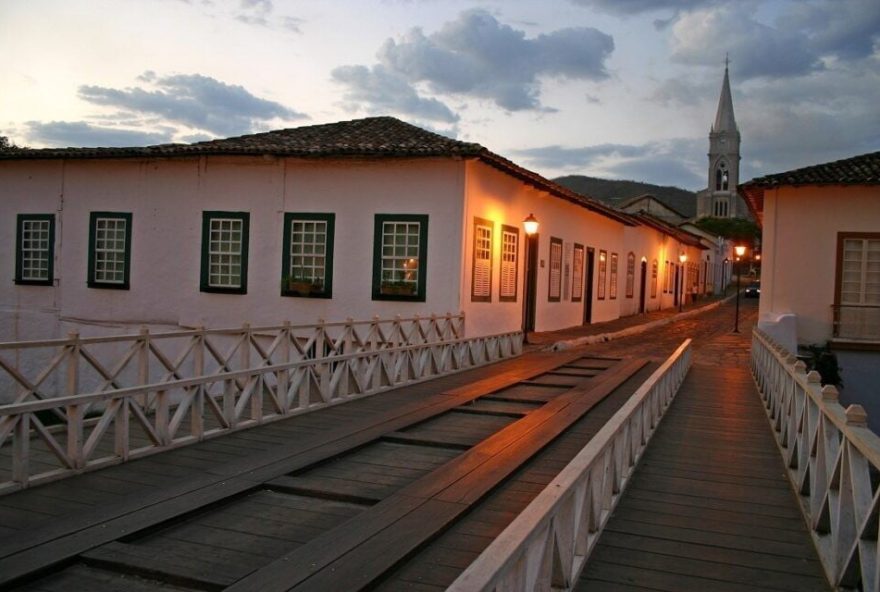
top-left (227, 358), bottom-right (647, 592)
top-left (575, 362), bottom-right (829, 592)
top-left (374, 361), bottom-right (659, 591)
top-left (0, 351), bottom-right (582, 587)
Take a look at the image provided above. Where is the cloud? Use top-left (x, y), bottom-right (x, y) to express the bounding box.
top-left (785, 0), bottom-right (880, 60)
top-left (378, 10), bottom-right (614, 111)
top-left (333, 9), bottom-right (614, 118)
top-left (670, 5), bottom-right (822, 80)
top-left (736, 61), bottom-right (880, 179)
top-left (331, 64), bottom-right (459, 123)
top-left (236, 0), bottom-right (272, 26)
top-left (25, 121), bottom-right (173, 148)
top-left (568, 0), bottom-right (720, 15)
top-left (78, 72), bottom-right (306, 137)
top-left (511, 138), bottom-right (705, 189)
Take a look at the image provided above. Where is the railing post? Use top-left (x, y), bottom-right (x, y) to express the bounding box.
top-left (192, 325), bottom-right (205, 439)
top-left (66, 331), bottom-right (80, 398)
top-left (155, 389), bottom-right (170, 446)
top-left (115, 397), bottom-right (130, 461)
top-left (241, 322), bottom-right (251, 371)
top-left (279, 321), bottom-right (291, 413)
top-left (12, 414), bottom-right (30, 484)
top-left (67, 403), bottom-right (84, 469)
top-left (138, 326), bottom-right (150, 409)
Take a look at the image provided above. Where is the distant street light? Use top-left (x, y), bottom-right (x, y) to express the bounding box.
top-left (678, 252), bottom-right (687, 312)
top-left (734, 245), bottom-right (747, 333)
top-left (522, 214), bottom-right (539, 344)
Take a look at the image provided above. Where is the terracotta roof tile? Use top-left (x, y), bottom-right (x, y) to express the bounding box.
top-left (0, 116), bottom-right (636, 226)
top-left (0, 117), bottom-right (484, 160)
top-left (739, 150), bottom-right (880, 225)
top-left (743, 150), bottom-right (880, 187)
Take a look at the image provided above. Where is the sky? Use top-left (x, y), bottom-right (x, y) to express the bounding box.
top-left (1, 0), bottom-right (878, 190)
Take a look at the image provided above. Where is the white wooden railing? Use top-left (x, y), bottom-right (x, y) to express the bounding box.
top-left (0, 315), bottom-right (522, 493)
top-left (0, 314), bottom-right (467, 410)
top-left (752, 328), bottom-right (880, 591)
top-left (449, 339), bottom-right (692, 592)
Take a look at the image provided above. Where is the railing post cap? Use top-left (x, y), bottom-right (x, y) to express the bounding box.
top-left (139, 325), bottom-right (150, 335)
top-left (793, 360), bottom-right (808, 373)
top-left (242, 322), bottom-right (251, 329)
top-left (846, 404), bottom-right (868, 428)
top-left (785, 354), bottom-right (798, 365)
top-left (821, 384), bottom-right (839, 402)
top-left (68, 330), bottom-right (80, 340)
top-left (807, 370), bottom-right (822, 384)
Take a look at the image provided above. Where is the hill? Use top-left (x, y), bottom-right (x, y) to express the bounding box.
top-left (553, 175), bottom-right (697, 218)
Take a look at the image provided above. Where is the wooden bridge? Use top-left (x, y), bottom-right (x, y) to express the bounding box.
top-left (0, 302), bottom-right (872, 591)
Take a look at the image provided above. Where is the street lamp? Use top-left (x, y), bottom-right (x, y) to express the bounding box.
top-left (733, 244), bottom-right (746, 333)
top-left (522, 214), bottom-right (539, 344)
top-left (678, 252), bottom-right (687, 312)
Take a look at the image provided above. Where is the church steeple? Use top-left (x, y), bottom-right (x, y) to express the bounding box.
top-left (712, 58), bottom-right (737, 134)
top-left (696, 58), bottom-right (745, 219)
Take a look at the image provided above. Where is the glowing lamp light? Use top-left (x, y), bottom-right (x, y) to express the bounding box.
top-left (523, 213), bottom-right (539, 235)
top-left (679, 253), bottom-right (687, 264)
top-left (735, 245), bottom-right (746, 258)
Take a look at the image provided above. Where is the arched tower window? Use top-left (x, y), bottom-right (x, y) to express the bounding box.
top-left (715, 161), bottom-right (729, 191)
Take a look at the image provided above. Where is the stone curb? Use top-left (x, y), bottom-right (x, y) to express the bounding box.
top-left (549, 294), bottom-right (738, 351)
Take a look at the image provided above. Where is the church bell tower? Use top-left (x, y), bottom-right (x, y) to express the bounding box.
top-left (697, 59), bottom-right (743, 219)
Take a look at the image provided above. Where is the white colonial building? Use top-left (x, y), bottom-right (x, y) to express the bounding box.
top-left (1, 116), bottom-right (708, 349)
top-left (740, 150), bottom-right (880, 430)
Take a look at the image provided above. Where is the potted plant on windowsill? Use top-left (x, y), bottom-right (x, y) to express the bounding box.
top-left (381, 281), bottom-right (416, 296)
top-left (284, 274), bottom-right (323, 296)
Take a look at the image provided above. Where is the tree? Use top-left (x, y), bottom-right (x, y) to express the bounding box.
top-left (0, 135), bottom-right (17, 151)
top-left (694, 217), bottom-right (761, 244)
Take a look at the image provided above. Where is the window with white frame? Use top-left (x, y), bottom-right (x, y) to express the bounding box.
top-left (373, 214), bottom-right (428, 301)
top-left (15, 214), bottom-right (55, 285)
top-left (835, 233), bottom-right (880, 339)
top-left (609, 252), bottom-right (619, 299)
top-left (651, 259), bottom-right (658, 298)
top-left (472, 218), bottom-right (493, 302)
top-left (598, 250), bottom-right (607, 300)
top-left (500, 225), bottom-right (518, 302)
top-left (625, 252), bottom-right (635, 298)
top-left (88, 212), bottom-right (132, 289)
top-left (201, 211), bottom-right (249, 294)
top-left (548, 237), bottom-right (562, 302)
top-left (571, 243), bottom-right (584, 302)
top-left (839, 234), bottom-right (880, 305)
top-left (282, 213), bottom-right (334, 298)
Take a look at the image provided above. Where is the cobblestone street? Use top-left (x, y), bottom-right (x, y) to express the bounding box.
top-left (539, 295), bottom-right (759, 364)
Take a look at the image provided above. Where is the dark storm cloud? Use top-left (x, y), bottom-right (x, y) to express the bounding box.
top-left (25, 121), bottom-right (173, 148)
top-left (331, 65), bottom-right (459, 123)
top-left (78, 73), bottom-right (306, 136)
top-left (334, 9), bottom-right (614, 116)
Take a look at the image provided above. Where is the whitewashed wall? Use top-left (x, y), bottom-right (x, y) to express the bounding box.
top-left (0, 156), bottom-right (466, 340)
top-left (2, 153), bottom-right (708, 350)
top-left (759, 184), bottom-right (880, 344)
top-left (462, 160), bottom-right (630, 335)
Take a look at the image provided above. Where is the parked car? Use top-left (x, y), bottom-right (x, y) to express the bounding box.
top-left (744, 281), bottom-right (760, 298)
